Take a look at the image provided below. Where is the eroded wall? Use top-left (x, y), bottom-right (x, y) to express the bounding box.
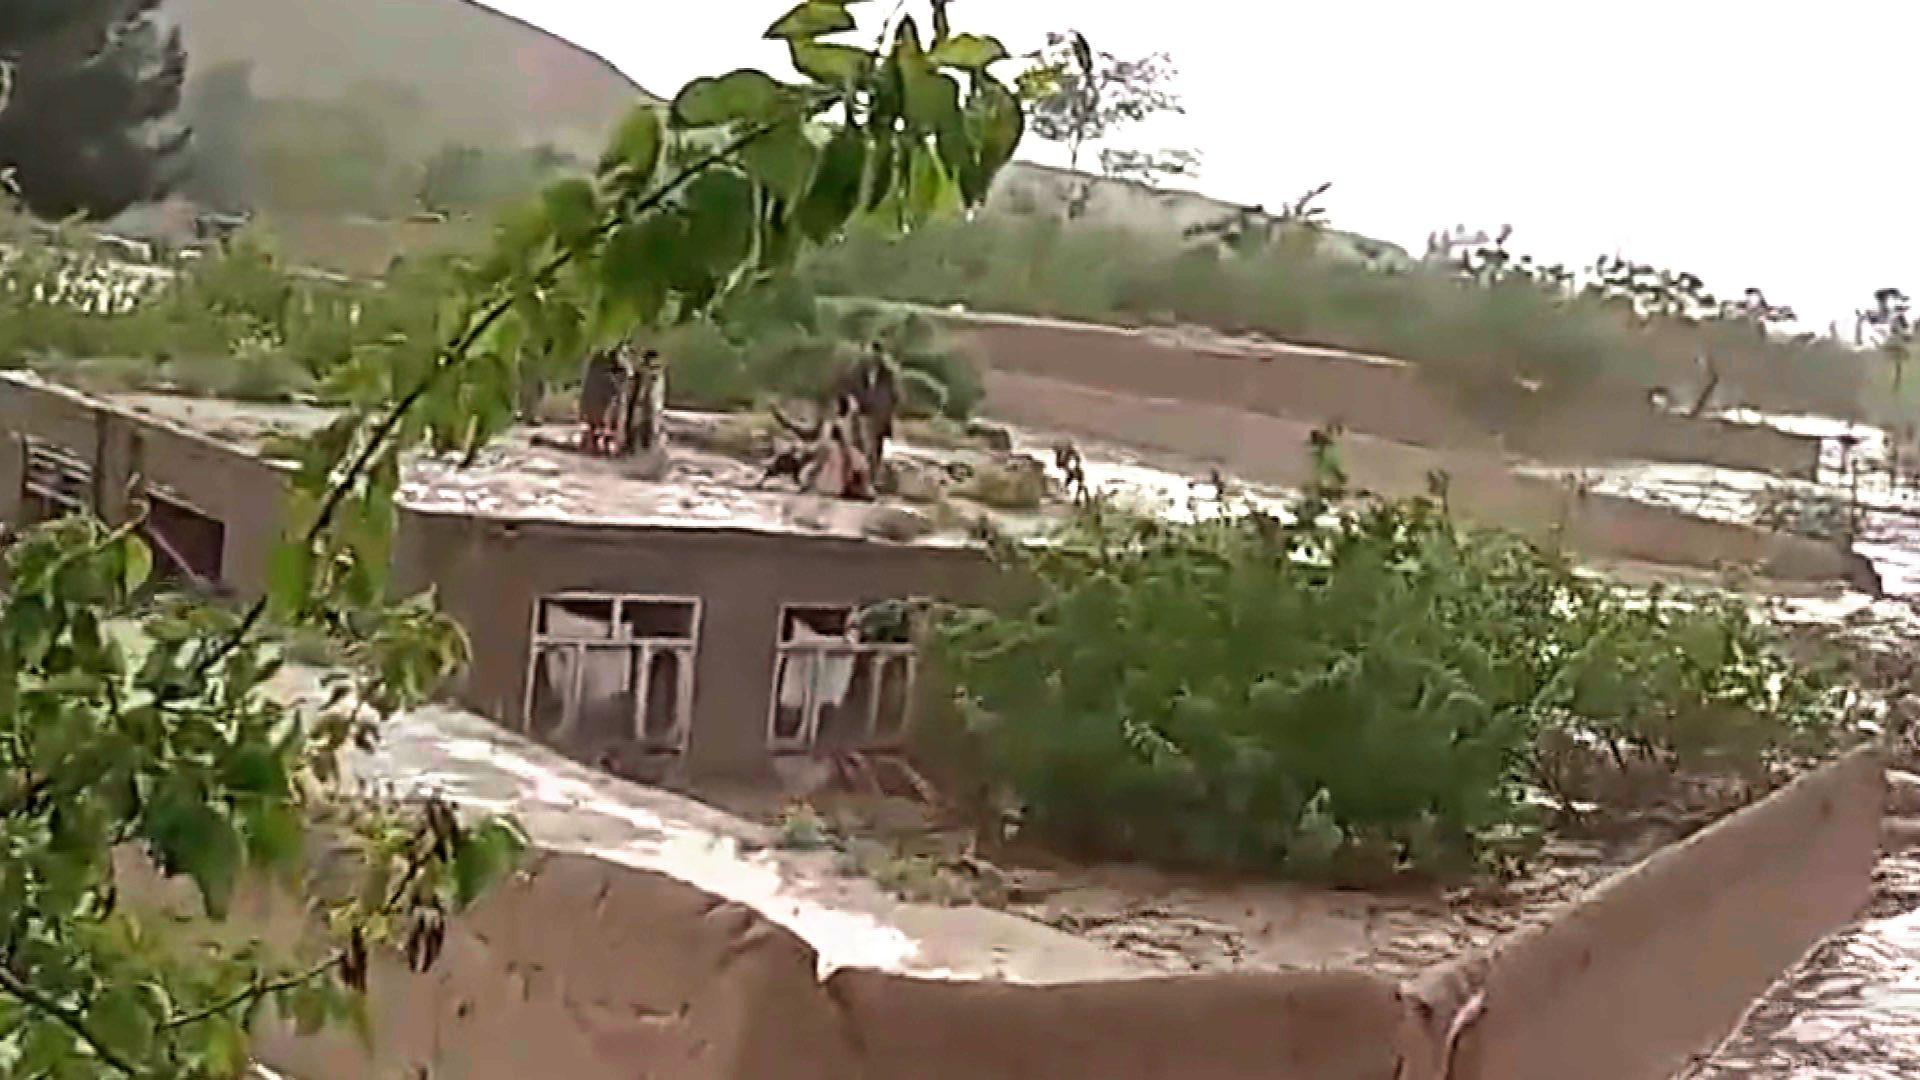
top-left (1416, 745), bottom-right (1885, 1080)
top-left (235, 748), bottom-right (1884, 1080)
top-left (982, 369), bottom-right (1873, 590)
top-left (250, 851), bottom-right (1407, 1080)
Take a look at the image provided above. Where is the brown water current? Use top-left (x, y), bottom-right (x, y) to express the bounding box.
top-left (1642, 413), bottom-right (1920, 1077)
top-left (1681, 853), bottom-right (1920, 1078)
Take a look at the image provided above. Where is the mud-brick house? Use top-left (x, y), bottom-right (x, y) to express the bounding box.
top-left (0, 372), bottom-right (1001, 779)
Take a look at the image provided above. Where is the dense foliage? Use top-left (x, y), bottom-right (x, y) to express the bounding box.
top-left (0, 0), bottom-right (188, 220)
top-left (664, 284), bottom-right (982, 418)
top-left (936, 455), bottom-right (1854, 879)
top-left (0, 2), bottom-right (1025, 1073)
top-left (0, 515), bottom-right (507, 1077)
top-left (0, 215), bottom-right (452, 403)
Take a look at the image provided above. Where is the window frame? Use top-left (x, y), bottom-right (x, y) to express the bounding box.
top-left (523, 591), bottom-right (702, 756)
top-left (766, 602), bottom-right (920, 755)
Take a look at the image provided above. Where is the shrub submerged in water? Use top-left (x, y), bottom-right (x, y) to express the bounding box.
top-left (933, 472), bottom-right (1852, 880)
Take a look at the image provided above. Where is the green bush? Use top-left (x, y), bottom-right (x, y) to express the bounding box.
top-left (654, 286), bottom-right (986, 419)
top-left (934, 468), bottom-right (1852, 879)
top-left (0, 205), bottom-right (467, 405)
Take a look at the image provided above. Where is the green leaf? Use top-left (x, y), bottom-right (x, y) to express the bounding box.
top-left (91, 986), bottom-right (156, 1061)
top-left (452, 819), bottom-right (527, 909)
top-left (202, 1017), bottom-right (250, 1076)
top-left (280, 980), bottom-right (334, 1037)
top-left (906, 143), bottom-right (961, 223)
top-left (122, 535), bottom-right (153, 594)
top-left (683, 168), bottom-right (759, 279)
top-left (740, 120), bottom-right (820, 204)
top-left (765, 1), bottom-right (853, 40)
top-left (224, 744), bottom-right (289, 797)
top-left (896, 32), bottom-right (961, 135)
top-left (599, 106), bottom-right (664, 182)
top-left (790, 41), bottom-right (873, 84)
top-left (673, 69), bottom-right (791, 128)
top-left (541, 178), bottom-right (601, 252)
top-left (266, 541), bottom-right (313, 620)
top-left (964, 76), bottom-right (1023, 204)
top-left (19, 1023), bottom-right (78, 1075)
top-left (147, 792), bottom-right (244, 919)
top-left (931, 34), bottom-right (1009, 70)
top-left (597, 220), bottom-right (670, 324)
top-left (796, 125), bottom-right (868, 242)
top-left (243, 800), bottom-right (306, 873)
top-left (862, 131), bottom-right (898, 212)
top-left (758, 198), bottom-right (802, 274)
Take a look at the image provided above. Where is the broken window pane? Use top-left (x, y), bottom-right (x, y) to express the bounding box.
top-left (529, 593), bottom-right (700, 758)
top-left (643, 649), bottom-right (683, 744)
top-left (771, 653), bottom-right (812, 746)
top-left (527, 644), bottom-right (579, 740)
top-left (874, 654), bottom-right (914, 743)
top-left (144, 491), bottom-right (226, 585)
top-left (783, 606), bottom-right (851, 641)
top-left (817, 655), bottom-right (876, 749)
top-left (541, 596), bottom-right (616, 638)
top-left (770, 603), bottom-right (918, 754)
top-left (574, 646), bottom-right (633, 744)
top-left (624, 599), bottom-right (698, 641)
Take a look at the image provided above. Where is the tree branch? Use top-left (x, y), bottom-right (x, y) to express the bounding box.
top-left (159, 956), bottom-right (342, 1034)
top-left (0, 965), bottom-right (136, 1076)
top-left (161, 817), bottom-right (438, 1034)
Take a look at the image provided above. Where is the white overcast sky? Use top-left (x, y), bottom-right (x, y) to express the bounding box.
top-left (491, 0), bottom-right (1915, 329)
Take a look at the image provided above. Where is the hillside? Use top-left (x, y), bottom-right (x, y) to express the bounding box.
top-left (168, 0), bottom-right (653, 159)
top-left (987, 163), bottom-right (1410, 267)
top-left (160, 0), bottom-right (1401, 267)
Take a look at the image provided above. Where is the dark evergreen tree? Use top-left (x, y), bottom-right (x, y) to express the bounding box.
top-left (0, 0), bottom-right (189, 220)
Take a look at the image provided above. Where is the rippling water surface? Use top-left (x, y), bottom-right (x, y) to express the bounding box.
top-left (1685, 856), bottom-right (1920, 1078)
top-left (1652, 413), bottom-right (1920, 1076)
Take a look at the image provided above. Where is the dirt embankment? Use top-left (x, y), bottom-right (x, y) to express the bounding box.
top-left (933, 308), bottom-right (1824, 478)
top-left (980, 367), bottom-right (1877, 592)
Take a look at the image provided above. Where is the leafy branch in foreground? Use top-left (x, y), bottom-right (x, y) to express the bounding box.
top-left (0, 2), bottom-right (1024, 1075)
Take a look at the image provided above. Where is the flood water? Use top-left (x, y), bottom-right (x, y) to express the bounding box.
top-left (1682, 855), bottom-right (1920, 1078)
top-left (1631, 413), bottom-right (1920, 1077)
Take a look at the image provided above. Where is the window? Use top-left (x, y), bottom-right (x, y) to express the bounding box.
top-left (20, 437), bottom-right (91, 524)
top-left (524, 594), bottom-right (700, 758)
top-left (142, 487), bottom-right (226, 587)
top-left (768, 603), bottom-right (919, 755)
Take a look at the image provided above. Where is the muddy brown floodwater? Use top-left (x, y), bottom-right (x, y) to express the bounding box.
top-left (1638, 412), bottom-right (1920, 1077)
top-left (1681, 852), bottom-right (1920, 1078)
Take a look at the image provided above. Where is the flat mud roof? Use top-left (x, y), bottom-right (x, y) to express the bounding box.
top-left (96, 388), bottom-right (1033, 548)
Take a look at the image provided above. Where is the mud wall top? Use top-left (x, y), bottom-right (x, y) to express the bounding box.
top-left (242, 745), bottom-right (1886, 1080)
top-left (1417, 745), bottom-right (1884, 1080)
top-left (981, 369), bottom-right (1875, 592)
top-left (934, 308), bottom-right (1822, 477)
